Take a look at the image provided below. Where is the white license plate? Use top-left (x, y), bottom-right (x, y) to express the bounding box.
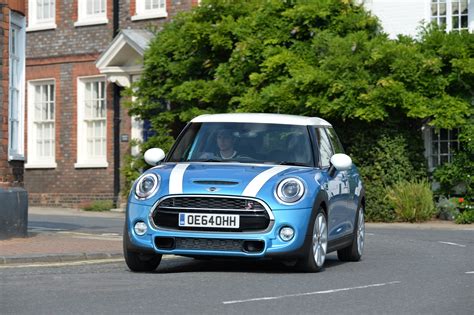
top-left (179, 213), bottom-right (240, 228)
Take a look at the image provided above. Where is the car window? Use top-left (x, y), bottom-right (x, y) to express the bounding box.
top-left (315, 128), bottom-right (334, 168)
top-left (326, 128), bottom-right (345, 154)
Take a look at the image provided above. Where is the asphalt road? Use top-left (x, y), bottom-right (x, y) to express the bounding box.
top-left (1, 228), bottom-right (473, 314)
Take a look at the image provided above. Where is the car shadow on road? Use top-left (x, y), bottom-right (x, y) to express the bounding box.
top-left (154, 254), bottom-right (346, 274)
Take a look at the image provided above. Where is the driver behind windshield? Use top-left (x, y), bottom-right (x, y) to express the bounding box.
top-left (200, 129), bottom-right (242, 160)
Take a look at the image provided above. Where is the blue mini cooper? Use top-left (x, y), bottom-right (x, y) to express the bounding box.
top-left (124, 113), bottom-right (365, 272)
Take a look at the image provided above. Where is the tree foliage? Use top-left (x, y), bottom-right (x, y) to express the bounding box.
top-left (124, 0), bottom-right (474, 219)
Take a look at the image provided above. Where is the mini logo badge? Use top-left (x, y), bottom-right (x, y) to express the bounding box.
top-left (207, 187), bottom-right (219, 192)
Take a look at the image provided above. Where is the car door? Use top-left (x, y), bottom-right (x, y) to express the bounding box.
top-left (314, 128), bottom-right (348, 241)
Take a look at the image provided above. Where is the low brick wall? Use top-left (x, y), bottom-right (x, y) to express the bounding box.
top-left (28, 193), bottom-right (117, 208)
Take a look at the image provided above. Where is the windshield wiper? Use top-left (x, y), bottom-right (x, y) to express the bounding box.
top-left (277, 161), bottom-right (310, 167)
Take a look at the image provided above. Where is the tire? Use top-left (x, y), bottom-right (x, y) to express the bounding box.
top-left (337, 206), bottom-right (365, 262)
top-left (296, 208), bottom-right (328, 272)
top-left (123, 225), bottom-right (162, 272)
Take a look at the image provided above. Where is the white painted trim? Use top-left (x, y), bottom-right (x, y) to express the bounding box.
top-left (27, 0), bottom-right (56, 31)
top-left (74, 18), bottom-right (109, 27)
top-left (26, 23), bottom-right (57, 32)
top-left (25, 162), bottom-right (57, 169)
top-left (76, 75), bottom-right (108, 167)
top-left (8, 12), bottom-right (26, 161)
top-left (26, 79), bottom-right (56, 168)
top-left (242, 166), bottom-right (292, 197)
top-left (168, 164), bottom-right (190, 194)
top-left (192, 113), bottom-right (332, 126)
top-left (131, 11), bottom-right (168, 21)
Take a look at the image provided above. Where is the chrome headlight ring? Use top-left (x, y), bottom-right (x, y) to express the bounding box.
top-left (135, 173), bottom-right (160, 200)
top-left (276, 177), bottom-right (305, 204)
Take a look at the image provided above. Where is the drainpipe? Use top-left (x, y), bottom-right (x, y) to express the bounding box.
top-left (112, 0), bottom-right (120, 207)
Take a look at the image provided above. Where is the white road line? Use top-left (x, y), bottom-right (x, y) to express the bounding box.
top-left (438, 241), bottom-right (466, 248)
top-left (222, 281), bottom-right (401, 305)
top-left (366, 233), bottom-right (375, 236)
top-left (466, 271), bottom-right (474, 274)
top-left (0, 258), bottom-right (124, 269)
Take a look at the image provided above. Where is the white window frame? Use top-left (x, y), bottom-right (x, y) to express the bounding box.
top-left (8, 12), bottom-right (26, 161)
top-left (430, 0), bottom-right (474, 32)
top-left (75, 0), bottom-right (108, 27)
top-left (75, 76), bottom-right (108, 168)
top-left (27, 0), bottom-right (57, 32)
top-left (25, 79), bottom-right (57, 169)
top-left (423, 126), bottom-right (460, 171)
top-left (131, 0), bottom-right (168, 21)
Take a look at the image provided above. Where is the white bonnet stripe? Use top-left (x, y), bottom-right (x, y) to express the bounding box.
top-left (242, 166), bottom-right (292, 197)
top-left (169, 164), bottom-right (190, 194)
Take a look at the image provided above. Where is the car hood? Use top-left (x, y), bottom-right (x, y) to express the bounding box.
top-left (132, 162), bottom-right (321, 209)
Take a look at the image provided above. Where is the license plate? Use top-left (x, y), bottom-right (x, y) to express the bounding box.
top-left (179, 213), bottom-right (240, 229)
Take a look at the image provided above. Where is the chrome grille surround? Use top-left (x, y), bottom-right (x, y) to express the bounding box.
top-left (149, 195), bottom-right (274, 233)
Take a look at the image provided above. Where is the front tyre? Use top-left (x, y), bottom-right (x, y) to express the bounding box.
top-left (337, 206), bottom-right (365, 262)
top-left (297, 209), bottom-right (328, 272)
top-left (123, 226), bottom-right (162, 272)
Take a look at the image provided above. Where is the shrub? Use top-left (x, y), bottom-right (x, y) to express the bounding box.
top-left (82, 200), bottom-right (114, 212)
top-left (385, 180), bottom-right (436, 222)
top-left (455, 210), bottom-right (474, 224)
top-left (436, 197), bottom-right (459, 221)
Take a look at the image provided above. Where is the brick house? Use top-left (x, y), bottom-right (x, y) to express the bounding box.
top-left (24, 0), bottom-right (198, 208)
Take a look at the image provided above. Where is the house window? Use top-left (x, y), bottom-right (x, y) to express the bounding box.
top-left (75, 77), bottom-right (108, 168)
top-left (425, 127), bottom-right (460, 170)
top-left (75, 0), bottom-right (108, 27)
top-left (9, 12), bottom-right (26, 161)
top-left (26, 81), bottom-right (56, 168)
top-left (27, 0), bottom-right (56, 31)
top-left (431, 0), bottom-right (469, 31)
top-left (132, 0), bottom-right (168, 21)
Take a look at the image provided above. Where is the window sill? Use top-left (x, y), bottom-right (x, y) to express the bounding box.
top-left (25, 162), bottom-right (57, 169)
top-left (26, 23), bottom-right (57, 32)
top-left (131, 11), bottom-right (168, 21)
top-left (74, 161), bottom-right (109, 169)
top-left (74, 18), bottom-right (109, 27)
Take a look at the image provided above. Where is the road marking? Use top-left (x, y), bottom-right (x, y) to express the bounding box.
top-left (438, 241), bottom-right (466, 248)
top-left (29, 227), bottom-right (66, 232)
top-left (366, 233), bottom-right (375, 236)
top-left (222, 281), bottom-right (401, 305)
top-left (466, 271), bottom-right (474, 274)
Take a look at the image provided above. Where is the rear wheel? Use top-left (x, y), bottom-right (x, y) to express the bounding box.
top-left (337, 206), bottom-right (365, 261)
top-left (296, 209), bottom-right (328, 272)
top-left (123, 226), bottom-right (162, 272)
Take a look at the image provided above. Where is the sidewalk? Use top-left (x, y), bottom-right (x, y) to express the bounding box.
top-left (1, 207), bottom-right (473, 266)
top-left (0, 207), bottom-right (124, 265)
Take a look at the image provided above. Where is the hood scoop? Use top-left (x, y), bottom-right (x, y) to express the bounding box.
top-left (193, 180), bottom-right (239, 186)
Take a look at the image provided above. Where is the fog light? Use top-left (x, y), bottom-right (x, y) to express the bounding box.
top-left (279, 226), bottom-right (295, 241)
top-left (134, 221), bottom-right (147, 236)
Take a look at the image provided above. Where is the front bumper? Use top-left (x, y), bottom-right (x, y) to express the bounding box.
top-left (125, 201), bottom-right (313, 258)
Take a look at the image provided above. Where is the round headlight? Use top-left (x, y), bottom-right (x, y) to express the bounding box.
top-left (135, 173), bottom-right (160, 200)
top-left (276, 178), bottom-right (305, 204)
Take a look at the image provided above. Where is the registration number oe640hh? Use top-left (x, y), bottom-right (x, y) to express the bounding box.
top-left (179, 213), bottom-right (240, 229)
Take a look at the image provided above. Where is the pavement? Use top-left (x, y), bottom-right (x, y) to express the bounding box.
top-left (1, 207), bottom-right (473, 266)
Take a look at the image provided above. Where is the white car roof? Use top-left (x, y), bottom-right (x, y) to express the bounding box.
top-left (191, 113), bottom-right (332, 126)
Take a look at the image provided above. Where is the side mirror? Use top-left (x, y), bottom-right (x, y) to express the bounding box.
top-left (329, 154), bottom-right (352, 176)
top-left (144, 148), bottom-right (166, 166)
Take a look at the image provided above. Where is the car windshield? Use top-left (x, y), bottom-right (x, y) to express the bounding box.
top-left (168, 122), bottom-right (314, 167)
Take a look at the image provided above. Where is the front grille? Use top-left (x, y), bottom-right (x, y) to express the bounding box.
top-left (151, 196), bottom-right (272, 232)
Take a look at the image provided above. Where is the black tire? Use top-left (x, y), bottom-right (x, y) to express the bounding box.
top-left (337, 206), bottom-right (365, 262)
top-left (296, 208), bottom-right (328, 273)
top-left (123, 225), bottom-right (162, 272)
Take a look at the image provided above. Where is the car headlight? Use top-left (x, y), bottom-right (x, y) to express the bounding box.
top-left (135, 173), bottom-right (160, 200)
top-left (276, 178), bottom-right (305, 204)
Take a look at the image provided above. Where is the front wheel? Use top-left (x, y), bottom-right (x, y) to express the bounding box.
top-left (296, 209), bottom-right (328, 272)
top-left (337, 206), bottom-right (365, 261)
top-left (123, 226), bottom-right (162, 272)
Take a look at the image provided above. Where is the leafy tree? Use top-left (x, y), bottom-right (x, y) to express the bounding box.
top-left (124, 0), bottom-right (473, 220)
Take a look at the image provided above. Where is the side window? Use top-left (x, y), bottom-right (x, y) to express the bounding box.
top-left (315, 128), bottom-right (334, 168)
top-left (326, 128), bottom-right (345, 154)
